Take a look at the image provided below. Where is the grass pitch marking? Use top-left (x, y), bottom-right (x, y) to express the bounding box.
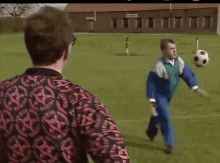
top-left (75, 32), bottom-right (179, 35)
top-left (0, 34), bottom-right (24, 37)
top-left (116, 114), bottom-right (220, 123)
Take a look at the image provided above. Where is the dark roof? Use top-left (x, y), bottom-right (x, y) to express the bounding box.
top-left (66, 3), bottom-right (219, 13)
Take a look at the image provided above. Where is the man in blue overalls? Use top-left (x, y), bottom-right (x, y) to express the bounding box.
top-left (146, 39), bottom-right (209, 154)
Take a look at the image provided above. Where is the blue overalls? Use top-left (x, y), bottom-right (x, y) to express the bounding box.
top-left (146, 56), bottom-right (198, 147)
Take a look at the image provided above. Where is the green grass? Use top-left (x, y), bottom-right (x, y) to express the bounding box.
top-left (1, 33), bottom-right (220, 163)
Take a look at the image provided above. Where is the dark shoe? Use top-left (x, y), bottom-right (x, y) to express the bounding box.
top-left (146, 130), bottom-right (157, 141)
top-left (164, 144), bottom-right (174, 154)
top-left (146, 116), bottom-right (159, 141)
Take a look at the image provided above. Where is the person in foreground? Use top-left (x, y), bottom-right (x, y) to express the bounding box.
top-left (146, 39), bottom-right (209, 155)
top-left (0, 6), bottom-right (130, 163)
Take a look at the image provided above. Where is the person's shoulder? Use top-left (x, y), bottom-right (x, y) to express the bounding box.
top-left (0, 75), bottom-right (21, 89)
top-left (0, 79), bottom-right (10, 89)
top-left (76, 86), bottom-right (109, 113)
top-left (50, 77), bottom-right (100, 106)
top-left (66, 82), bottom-right (109, 115)
top-left (74, 84), bottom-right (95, 99)
top-left (151, 58), bottom-right (164, 72)
top-left (177, 56), bottom-right (185, 64)
top-left (69, 83), bottom-right (100, 109)
top-left (48, 77), bottom-right (80, 93)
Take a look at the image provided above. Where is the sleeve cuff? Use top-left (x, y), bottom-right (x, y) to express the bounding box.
top-left (149, 98), bottom-right (156, 103)
top-left (191, 85), bottom-right (198, 91)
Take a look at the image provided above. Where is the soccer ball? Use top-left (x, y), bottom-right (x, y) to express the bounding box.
top-left (194, 50), bottom-right (209, 67)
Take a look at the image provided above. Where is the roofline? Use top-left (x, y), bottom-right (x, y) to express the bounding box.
top-left (66, 7), bottom-right (219, 13)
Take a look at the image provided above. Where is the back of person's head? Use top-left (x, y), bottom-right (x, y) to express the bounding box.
top-left (24, 6), bottom-right (74, 66)
top-left (160, 39), bottom-right (175, 51)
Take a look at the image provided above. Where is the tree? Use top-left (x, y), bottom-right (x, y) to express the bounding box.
top-left (56, 4), bottom-right (67, 11)
top-left (0, 3), bottom-right (39, 17)
top-left (41, 4), bottom-right (67, 11)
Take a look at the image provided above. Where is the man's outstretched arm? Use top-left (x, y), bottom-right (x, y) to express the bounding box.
top-left (193, 87), bottom-right (210, 98)
top-left (180, 62), bottom-right (209, 98)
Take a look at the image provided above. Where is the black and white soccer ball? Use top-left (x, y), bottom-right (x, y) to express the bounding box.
top-left (194, 50), bottom-right (209, 67)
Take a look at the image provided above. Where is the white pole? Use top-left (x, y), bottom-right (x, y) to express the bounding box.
top-left (196, 38), bottom-right (199, 52)
top-left (126, 37), bottom-right (129, 55)
top-left (94, 10), bottom-right (96, 21)
top-left (170, 3), bottom-right (172, 13)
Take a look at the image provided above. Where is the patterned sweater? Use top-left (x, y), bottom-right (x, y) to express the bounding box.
top-left (0, 68), bottom-right (130, 163)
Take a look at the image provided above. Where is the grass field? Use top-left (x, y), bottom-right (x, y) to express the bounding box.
top-left (0, 33), bottom-right (220, 163)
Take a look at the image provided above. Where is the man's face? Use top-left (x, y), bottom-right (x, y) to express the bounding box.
top-left (63, 36), bottom-right (76, 66)
top-left (164, 42), bottom-right (177, 60)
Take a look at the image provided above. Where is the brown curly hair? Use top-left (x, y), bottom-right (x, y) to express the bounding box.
top-left (24, 6), bottom-right (75, 66)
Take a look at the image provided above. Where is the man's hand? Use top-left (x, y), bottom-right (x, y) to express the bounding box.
top-left (194, 87), bottom-right (210, 98)
top-left (150, 102), bottom-right (158, 116)
top-left (151, 102), bottom-right (156, 108)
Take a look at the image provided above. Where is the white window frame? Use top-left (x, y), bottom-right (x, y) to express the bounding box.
top-left (162, 18), bottom-right (169, 28)
top-left (128, 19), bottom-right (130, 28)
top-left (189, 17), bottom-right (191, 27)
top-left (203, 17), bottom-right (205, 27)
top-left (168, 18), bottom-right (170, 28)
top-left (146, 18), bottom-right (148, 28)
top-left (121, 19), bottom-right (124, 28)
top-left (190, 17), bottom-right (198, 28)
top-left (135, 18), bottom-right (143, 28)
top-left (122, 18), bottom-right (129, 28)
top-left (203, 16), bottom-right (213, 28)
top-left (111, 18), bottom-right (118, 28)
top-left (181, 18), bottom-right (183, 28)
top-left (125, 18), bottom-right (129, 28)
top-left (174, 17), bottom-right (183, 28)
top-left (153, 18), bottom-right (155, 28)
top-left (135, 18), bottom-right (137, 28)
top-left (147, 18), bottom-right (155, 28)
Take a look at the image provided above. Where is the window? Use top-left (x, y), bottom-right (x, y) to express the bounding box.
top-left (162, 18), bottom-right (169, 28)
top-left (204, 16), bottom-right (212, 27)
top-left (174, 17), bottom-right (182, 28)
top-left (147, 18), bottom-right (154, 28)
top-left (190, 17), bottom-right (198, 27)
top-left (111, 18), bottom-right (118, 28)
top-left (123, 18), bottom-right (129, 28)
top-left (136, 18), bottom-right (142, 28)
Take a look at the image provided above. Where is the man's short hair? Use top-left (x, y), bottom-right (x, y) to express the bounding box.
top-left (24, 6), bottom-right (74, 66)
top-left (160, 39), bottom-right (175, 51)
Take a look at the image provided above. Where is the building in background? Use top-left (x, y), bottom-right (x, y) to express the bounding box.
top-left (65, 3), bottom-right (220, 34)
